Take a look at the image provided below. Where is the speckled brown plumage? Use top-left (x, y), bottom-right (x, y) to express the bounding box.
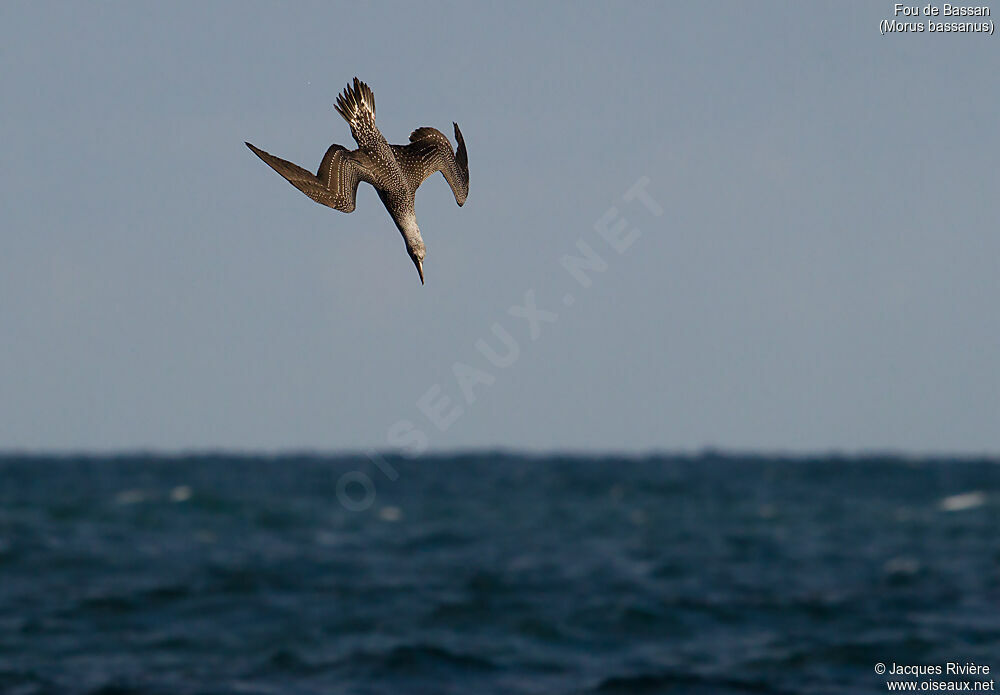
top-left (246, 77), bottom-right (469, 284)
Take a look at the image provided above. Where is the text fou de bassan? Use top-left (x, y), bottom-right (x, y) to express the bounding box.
top-left (880, 4), bottom-right (994, 34)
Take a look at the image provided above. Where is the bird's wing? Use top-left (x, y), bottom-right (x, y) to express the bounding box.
top-left (391, 123), bottom-right (469, 206)
top-left (246, 142), bottom-right (375, 213)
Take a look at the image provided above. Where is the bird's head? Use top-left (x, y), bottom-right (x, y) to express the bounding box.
top-left (395, 210), bottom-right (426, 285)
top-left (408, 242), bottom-right (426, 285)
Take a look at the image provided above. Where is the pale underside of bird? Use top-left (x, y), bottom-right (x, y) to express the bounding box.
top-left (245, 78), bottom-right (469, 285)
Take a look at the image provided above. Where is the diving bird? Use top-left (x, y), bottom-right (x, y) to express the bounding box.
top-left (246, 78), bottom-right (469, 284)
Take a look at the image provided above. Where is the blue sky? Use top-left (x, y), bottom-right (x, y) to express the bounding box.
top-left (1, 2), bottom-right (998, 452)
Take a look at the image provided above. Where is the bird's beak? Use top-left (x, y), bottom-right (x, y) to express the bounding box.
top-left (414, 258), bottom-right (424, 285)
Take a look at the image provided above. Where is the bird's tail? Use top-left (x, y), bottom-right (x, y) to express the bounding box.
top-left (334, 77), bottom-right (377, 132)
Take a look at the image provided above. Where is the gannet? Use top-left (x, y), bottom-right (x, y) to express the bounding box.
top-left (246, 78), bottom-right (469, 284)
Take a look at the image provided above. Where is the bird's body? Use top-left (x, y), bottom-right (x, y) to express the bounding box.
top-left (246, 78), bottom-right (469, 284)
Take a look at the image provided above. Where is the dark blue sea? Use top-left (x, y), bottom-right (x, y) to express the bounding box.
top-left (0, 454), bottom-right (997, 695)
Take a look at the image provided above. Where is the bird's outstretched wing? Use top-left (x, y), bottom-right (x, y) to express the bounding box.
top-left (391, 123), bottom-right (469, 206)
top-left (245, 142), bottom-right (373, 213)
